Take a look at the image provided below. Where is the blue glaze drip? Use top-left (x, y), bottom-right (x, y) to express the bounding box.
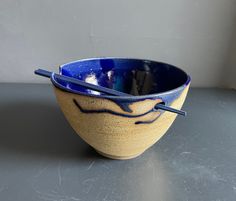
top-left (106, 87), bottom-right (182, 113)
top-left (135, 114), bottom-right (160, 125)
top-left (73, 99), bottom-right (160, 124)
top-left (156, 89), bottom-right (183, 106)
top-left (109, 99), bottom-right (133, 113)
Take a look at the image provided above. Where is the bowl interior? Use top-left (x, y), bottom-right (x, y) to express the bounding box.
top-left (56, 58), bottom-right (189, 96)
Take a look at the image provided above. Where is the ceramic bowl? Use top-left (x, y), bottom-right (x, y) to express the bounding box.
top-left (51, 58), bottom-right (191, 159)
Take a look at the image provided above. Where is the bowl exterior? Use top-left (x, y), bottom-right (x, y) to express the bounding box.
top-left (53, 83), bottom-right (190, 159)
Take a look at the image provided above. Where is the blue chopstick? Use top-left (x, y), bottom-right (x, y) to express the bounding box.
top-left (35, 69), bottom-right (186, 116)
top-left (154, 103), bottom-right (186, 116)
top-left (35, 69), bottom-right (128, 96)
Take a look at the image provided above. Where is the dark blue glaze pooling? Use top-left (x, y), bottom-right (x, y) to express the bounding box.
top-left (73, 99), bottom-right (161, 124)
top-left (51, 57), bottom-right (191, 115)
top-left (58, 58), bottom-right (189, 96)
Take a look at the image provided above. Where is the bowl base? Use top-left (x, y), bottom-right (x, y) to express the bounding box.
top-left (95, 150), bottom-right (144, 160)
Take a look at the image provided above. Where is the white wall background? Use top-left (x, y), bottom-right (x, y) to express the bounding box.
top-left (224, 26), bottom-right (236, 89)
top-left (0, 0), bottom-right (236, 87)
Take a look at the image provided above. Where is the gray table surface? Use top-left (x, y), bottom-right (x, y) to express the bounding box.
top-left (0, 84), bottom-right (236, 201)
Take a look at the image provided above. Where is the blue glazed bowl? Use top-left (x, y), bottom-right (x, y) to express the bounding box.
top-left (51, 58), bottom-right (191, 159)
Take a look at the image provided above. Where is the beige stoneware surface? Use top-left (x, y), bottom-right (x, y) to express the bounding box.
top-left (54, 84), bottom-right (189, 159)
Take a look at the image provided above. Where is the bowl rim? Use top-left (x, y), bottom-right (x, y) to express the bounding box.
top-left (51, 57), bottom-right (191, 101)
